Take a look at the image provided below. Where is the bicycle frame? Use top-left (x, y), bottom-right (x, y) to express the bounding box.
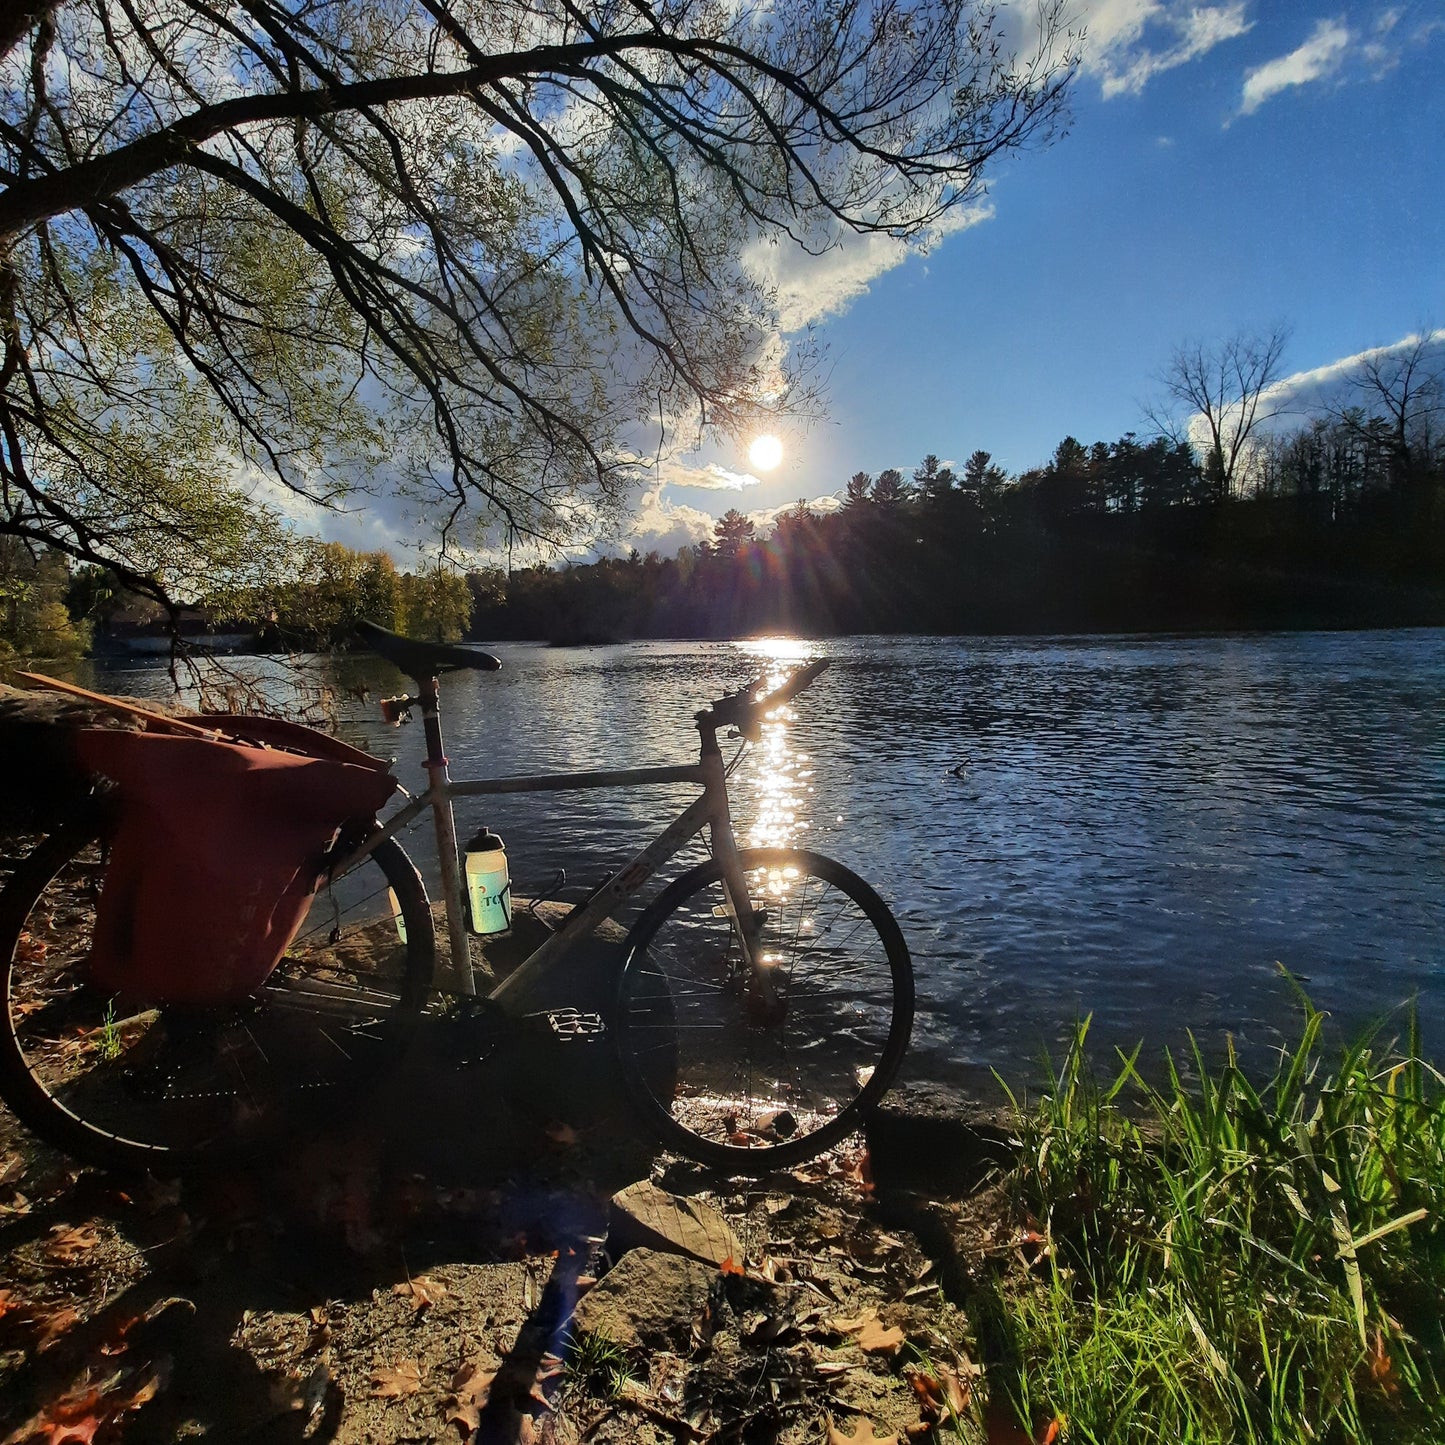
top-left (334, 672), bottom-right (769, 1006)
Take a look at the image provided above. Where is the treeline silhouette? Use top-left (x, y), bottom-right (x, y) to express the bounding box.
top-left (466, 418), bottom-right (1445, 642)
top-left (43, 404), bottom-right (1443, 656)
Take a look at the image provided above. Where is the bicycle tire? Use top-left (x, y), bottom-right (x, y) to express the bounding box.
top-left (0, 815), bottom-right (434, 1171)
top-left (614, 847), bottom-right (913, 1172)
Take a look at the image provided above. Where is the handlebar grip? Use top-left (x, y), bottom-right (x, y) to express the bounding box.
top-left (754, 658), bottom-right (829, 714)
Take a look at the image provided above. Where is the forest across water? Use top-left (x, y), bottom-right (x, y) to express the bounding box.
top-left (4, 400), bottom-right (1444, 659)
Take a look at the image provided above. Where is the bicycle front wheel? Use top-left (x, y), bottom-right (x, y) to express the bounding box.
top-left (0, 818), bottom-right (434, 1171)
top-left (615, 848), bottom-right (913, 1172)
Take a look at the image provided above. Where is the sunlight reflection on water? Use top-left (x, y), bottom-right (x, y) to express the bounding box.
top-left (734, 637), bottom-right (819, 850)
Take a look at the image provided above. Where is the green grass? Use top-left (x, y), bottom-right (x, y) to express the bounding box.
top-left (983, 983), bottom-right (1445, 1444)
top-left (97, 999), bottom-right (122, 1061)
top-left (563, 1328), bottom-right (634, 1401)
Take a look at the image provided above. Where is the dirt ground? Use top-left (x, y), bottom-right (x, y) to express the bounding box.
top-left (0, 1044), bottom-right (1026, 1445)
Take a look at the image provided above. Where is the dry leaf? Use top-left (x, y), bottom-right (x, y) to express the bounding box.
top-left (906, 1363), bottom-right (971, 1423)
top-left (856, 1319), bottom-right (906, 1356)
top-left (830, 1307), bottom-right (878, 1333)
top-left (757, 1255), bottom-right (793, 1283)
top-left (828, 1415), bottom-right (900, 1445)
top-left (34, 1307), bottom-right (81, 1352)
top-left (7, 1362), bottom-right (169, 1445)
top-left (1039, 1418), bottom-right (1063, 1444)
top-left (371, 1359), bottom-right (423, 1399)
top-left (16, 933), bottom-right (48, 963)
top-left (394, 1276), bottom-right (447, 1311)
top-left (839, 1148), bottom-right (875, 1196)
top-left (527, 1355), bottom-right (564, 1410)
top-left (446, 1397), bottom-right (483, 1435)
top-left (719, 1256), bottom-right (746, 1277)
top-left (451, 1360), bottom-right (497, 1398)
top-left (43, 1225), bottom-right (100, 1265)
top-left (445, 1358), bottom-right (497, 1433)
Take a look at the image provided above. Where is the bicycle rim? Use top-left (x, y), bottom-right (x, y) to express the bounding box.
top-left (0, 820), bottom-right (433, 1171)
top-left (615, 848), bottom-right (913, 1172)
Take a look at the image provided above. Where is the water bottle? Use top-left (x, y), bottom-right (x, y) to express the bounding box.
top-left (464, 828), bottom-right (512, 935)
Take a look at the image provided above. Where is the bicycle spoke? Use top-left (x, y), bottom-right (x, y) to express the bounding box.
top-left (617, 849), bottom-right (911, 1169)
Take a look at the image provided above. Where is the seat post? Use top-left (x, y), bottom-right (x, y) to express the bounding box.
top-left (419, 674), bottom-right (475, 995)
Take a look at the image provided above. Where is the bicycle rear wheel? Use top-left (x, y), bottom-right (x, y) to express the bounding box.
top-left (614, 848), bottom-right (913, 1172)
top-left (0, 817), bottom-right (433, 1171)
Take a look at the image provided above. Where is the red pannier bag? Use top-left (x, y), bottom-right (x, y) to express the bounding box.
top-left (74, 721), bottom-right (398, 1006)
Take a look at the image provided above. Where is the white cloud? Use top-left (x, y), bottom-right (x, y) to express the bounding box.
top-left (662, 461), bottom-right (764, 491)
top-left (612, 483), bottom-right (717, 557)
top-left (1254, 328), bottom-right (1445, 419)
top-left (1239, 18), bottom-right (1352, 114)
top-left (1074, 0), bottom-right (1252, 98)
top-left (742, 206), bottom-right (993, 331)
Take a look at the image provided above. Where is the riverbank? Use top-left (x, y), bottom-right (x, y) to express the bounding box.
top-left (1, 1002), bottom-right (1439, 1445)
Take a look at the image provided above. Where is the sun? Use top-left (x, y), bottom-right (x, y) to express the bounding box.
top-left (748, 434), bottom-right (783, 471)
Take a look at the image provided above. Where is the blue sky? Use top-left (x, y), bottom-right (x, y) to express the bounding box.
top-left (628, 0), bottom-right (1445, 555)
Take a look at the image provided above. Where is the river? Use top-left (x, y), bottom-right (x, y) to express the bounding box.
top-left (84, 628), bottom-right (1445, 1092)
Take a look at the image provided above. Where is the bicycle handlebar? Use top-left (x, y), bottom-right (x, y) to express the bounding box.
top-left (701, 658), bottom-right (830, 736)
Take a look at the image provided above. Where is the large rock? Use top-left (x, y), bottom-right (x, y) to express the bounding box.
top-left (608, 1181), bottom-right (742, 1268)
top-left (571, 1247), bottom-right (718, 1352)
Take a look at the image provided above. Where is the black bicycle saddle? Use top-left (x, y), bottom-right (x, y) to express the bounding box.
top-left (356, 619), bottom-right (502, 680)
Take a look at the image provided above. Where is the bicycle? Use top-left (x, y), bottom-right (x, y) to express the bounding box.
top-left (0, 626), bottom-right (914, 1174)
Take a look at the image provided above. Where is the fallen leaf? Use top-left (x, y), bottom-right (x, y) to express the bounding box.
top-left (1039, 1418), bottom-right (1063, 1444)
top-left (16, 932), bottom-right (48, 963)
top-left (828, 1415), bottom-right (900, 1445)
top-left (446, 1397), bottom-right (483, 1435)
top-left (856, 1319), bottom-right (906, 1356)
top-left (371, 1359), bottom-right (423, 1399)
top-left (44, 1225), bottom-right (101, 1265)
top-left (528, 1352), bottom-right (565, 1409)
top-left (446, 1358), bottom-right (497, 1431)
top-left (906, 1362), bottom-right (971, 1423)
top-left (34, 1307), bottom-right (81, 1352)
top-left (830, 1308), bottom-right (878, 1333)
top-left (6, 1361), bottom-right (170, 1445)
top-left (719, 1256), bottom-right (746, 1277)
top-left (394, 1276), bottom-right (447, 1311)
top-left (450, 1360), bottom-right (497, 1398)
top-left (839, 1148), bottom-right (875, 1197)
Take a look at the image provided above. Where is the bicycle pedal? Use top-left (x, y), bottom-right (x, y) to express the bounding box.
top-left (538, 1008), bottom-right (606, 1042)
